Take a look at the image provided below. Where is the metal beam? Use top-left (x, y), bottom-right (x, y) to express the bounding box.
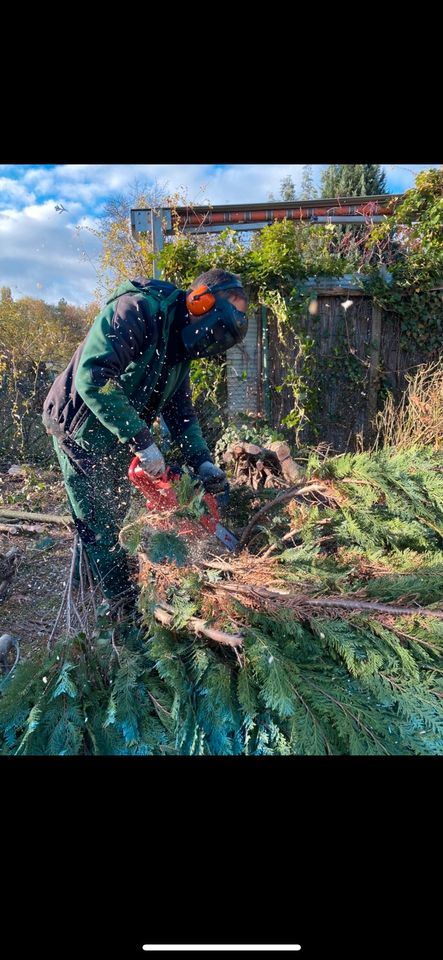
top-left (130, 194), bottom-right (399, 240)
top-left (178, 215), bottom-right (385, 234)
top-left (182, 222), bottom-right (272, 234)
top-left (172, 194), bottom-right (400, 214)
top-left (311, 215), bottom-right (385, 223)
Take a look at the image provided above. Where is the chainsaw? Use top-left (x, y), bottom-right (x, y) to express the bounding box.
top-left (128, 457), bottom-right (239, 552)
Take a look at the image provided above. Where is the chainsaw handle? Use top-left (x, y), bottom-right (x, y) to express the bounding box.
top-left (128, 455), bottom-right (171, 487)
top-left (128, 456), bottom-right (178, 510)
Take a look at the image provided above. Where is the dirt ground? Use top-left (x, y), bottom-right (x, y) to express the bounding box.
top-left (0, 465), bottom-right (249, 659)
top-left (0, 466), bottom-right (73, 656)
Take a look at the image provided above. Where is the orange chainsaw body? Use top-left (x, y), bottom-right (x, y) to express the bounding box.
top-left (128, 457), bottom-right (219, 540)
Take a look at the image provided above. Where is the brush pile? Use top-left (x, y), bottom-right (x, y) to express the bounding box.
top-left (2, 439), bottom-right (443, 755)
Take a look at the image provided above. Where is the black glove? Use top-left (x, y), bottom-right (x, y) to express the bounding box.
top-left (197, 460), bottom-right (228, 494)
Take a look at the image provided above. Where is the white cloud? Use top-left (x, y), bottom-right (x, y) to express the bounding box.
top-left (21, 164), bottom-right (214, 205)
top-left (0, 177), bottom-right (36, 206)
top-left (202, 165), bottom-right (306, 203)
top-left (17, 164), bottom-right (308, 206)
top-left (0, 164), bottom-right (439, 307)
top-left (0, 200), bottom-right (101, 304)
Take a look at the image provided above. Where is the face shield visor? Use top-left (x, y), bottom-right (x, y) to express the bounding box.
top-left (181, 295), bottom-right (248, 359)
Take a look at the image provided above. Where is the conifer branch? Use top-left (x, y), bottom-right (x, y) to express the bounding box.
top-left (213, 582), bottom-right (443, 620)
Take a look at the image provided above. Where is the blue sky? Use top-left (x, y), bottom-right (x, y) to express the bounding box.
top-left (0, 163), bottom-right (438, 306)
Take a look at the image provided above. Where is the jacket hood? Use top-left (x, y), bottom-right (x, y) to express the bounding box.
top-left (106, 277), bottom-right (179, 304)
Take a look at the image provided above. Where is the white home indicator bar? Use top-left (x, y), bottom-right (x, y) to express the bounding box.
top-left (142, 947), bottom-right (301, 953)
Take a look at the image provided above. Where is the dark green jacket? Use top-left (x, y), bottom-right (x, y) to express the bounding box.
top-left (42, 278), bottom-right (211, 467)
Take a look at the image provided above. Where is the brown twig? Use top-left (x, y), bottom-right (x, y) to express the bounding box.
top-left (47, 536), bottom-right (94, 650)
top-left (201, 558), bottom-right (236, 571)
top-left (147, 690), bottom-right (172, 718)
top-left (154, 601), bottom-right (243, 647)
top-left (111, 627), bottom-right (121, 665)
top-left (47, 577), bottom-right (70, 651)
top-left (78, 539), bottom-right (86, 615)
top-left (0, 508), bottom-right (72, 527)
top-left (236, 482), bottom-right (330, 551)
top-left (259, 526), bottom-right (309, 560)
top-left (66, 535), bottom-right (85, 635)
top-left (0, 522), bottom-right (47, 535)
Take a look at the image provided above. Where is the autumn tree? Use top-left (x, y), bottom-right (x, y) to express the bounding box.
top-left (0, 296), bottom-right (91, 461)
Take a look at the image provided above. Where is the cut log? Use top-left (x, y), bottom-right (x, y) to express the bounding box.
top-left (224, 438), bottom-right (302, 493)
top-left (0, 508), bottom-right (72, 526)
top-left (267, 441), bottom-right (291, 462)
top-left (243, 443), bottom-right (263, 456)
top-left (281, 458), bottom-right (301, 483)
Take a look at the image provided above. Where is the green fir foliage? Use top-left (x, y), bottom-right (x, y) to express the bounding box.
top-left (148, 532), bottom-right (188, 567)
top-left (2, 446), bottom-right (443, 755)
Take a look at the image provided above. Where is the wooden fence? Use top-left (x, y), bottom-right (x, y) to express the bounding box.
top-left (227, 279), bottom-right (441, 451)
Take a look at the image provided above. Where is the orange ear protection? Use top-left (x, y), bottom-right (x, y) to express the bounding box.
top-left (186, 278), bottom-right (245, 317)
top-left (186, 285), bottom-right (217, 317)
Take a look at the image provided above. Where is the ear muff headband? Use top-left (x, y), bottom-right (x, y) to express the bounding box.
top-left (186, 278), bottom-right (244, 317)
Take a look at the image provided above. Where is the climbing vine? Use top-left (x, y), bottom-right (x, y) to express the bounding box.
top-left (361, 169), bottom-right (443, 353)
top-left (158, 222), bottom-right (352, 443)
top-left (154, 171), bottom-right (443, 443)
